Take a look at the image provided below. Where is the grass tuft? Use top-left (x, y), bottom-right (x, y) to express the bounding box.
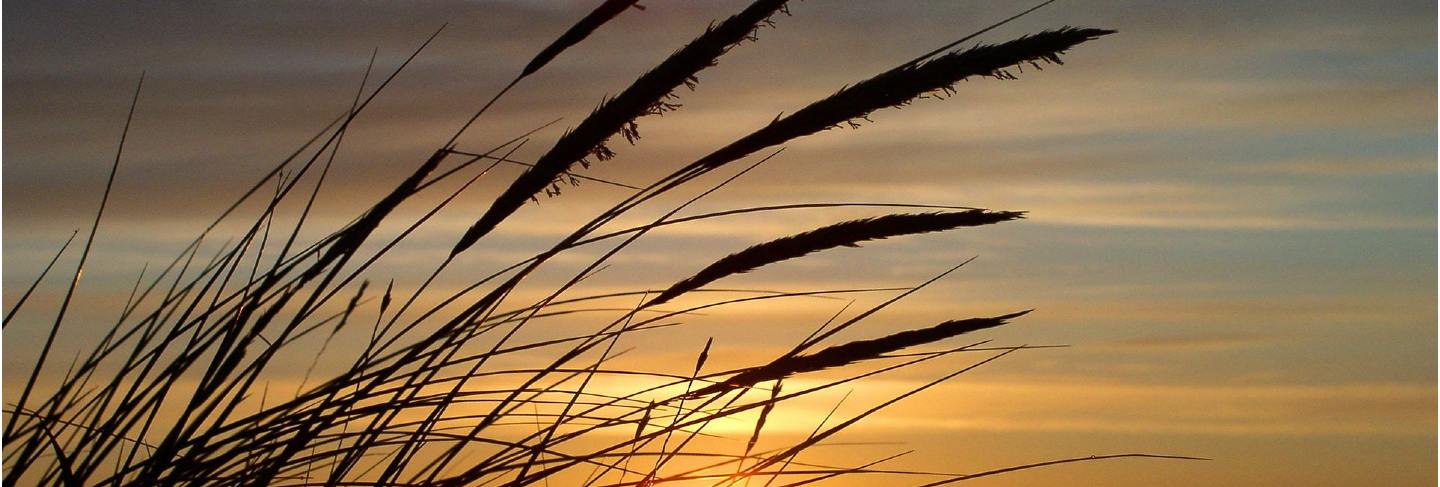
top-left (0, 3), bottom-right (1191, 486)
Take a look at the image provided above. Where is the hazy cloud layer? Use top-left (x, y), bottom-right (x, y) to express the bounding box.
top-left (3, 1), bottom-right (1434, 485)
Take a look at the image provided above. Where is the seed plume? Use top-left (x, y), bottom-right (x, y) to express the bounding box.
top-left (688, 310), bottom-right (1031, 398)
top-left (521, 0), bottom-right (645, 79)
top-left (452, 0), bottom-right (794, 255)
top-left (647, 210), bottom-right (1023, 306)
top-left (665, 27), bottom-right (1116, 187)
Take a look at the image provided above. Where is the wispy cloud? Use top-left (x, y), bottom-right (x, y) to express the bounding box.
top-left (778, 378), bottom-right (1436, 437)
top-left (1099, 332), bottom-right (1276, 351)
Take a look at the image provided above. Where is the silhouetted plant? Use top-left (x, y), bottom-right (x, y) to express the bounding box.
top-left (1, 2), bottom-right (1201, 486)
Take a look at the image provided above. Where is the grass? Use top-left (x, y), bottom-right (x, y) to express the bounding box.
top-left (2, 1), bottom-right (1200, 485)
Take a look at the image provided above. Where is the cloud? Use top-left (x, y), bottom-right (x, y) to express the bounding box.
top-left (758, 378), bottom-right (1437, 437)
top-left (1099, 332), bottom-right (1276, 351)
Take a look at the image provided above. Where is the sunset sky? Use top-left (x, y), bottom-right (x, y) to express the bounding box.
top-left (3, 1), bottom-right (1435, 485)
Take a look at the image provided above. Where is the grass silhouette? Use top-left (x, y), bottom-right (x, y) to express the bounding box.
top-left (2, 1), bottom-right (1201, 485)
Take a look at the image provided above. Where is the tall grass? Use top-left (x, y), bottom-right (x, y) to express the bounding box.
top-left (2, 2), bottom-right (1198, 485)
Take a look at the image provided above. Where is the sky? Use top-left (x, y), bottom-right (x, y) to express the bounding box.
top-left (3, 1), bottom-right (1436, 485)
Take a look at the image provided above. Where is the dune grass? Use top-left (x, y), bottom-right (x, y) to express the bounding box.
top-left (1, 1), bottom-right (1201, 485)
